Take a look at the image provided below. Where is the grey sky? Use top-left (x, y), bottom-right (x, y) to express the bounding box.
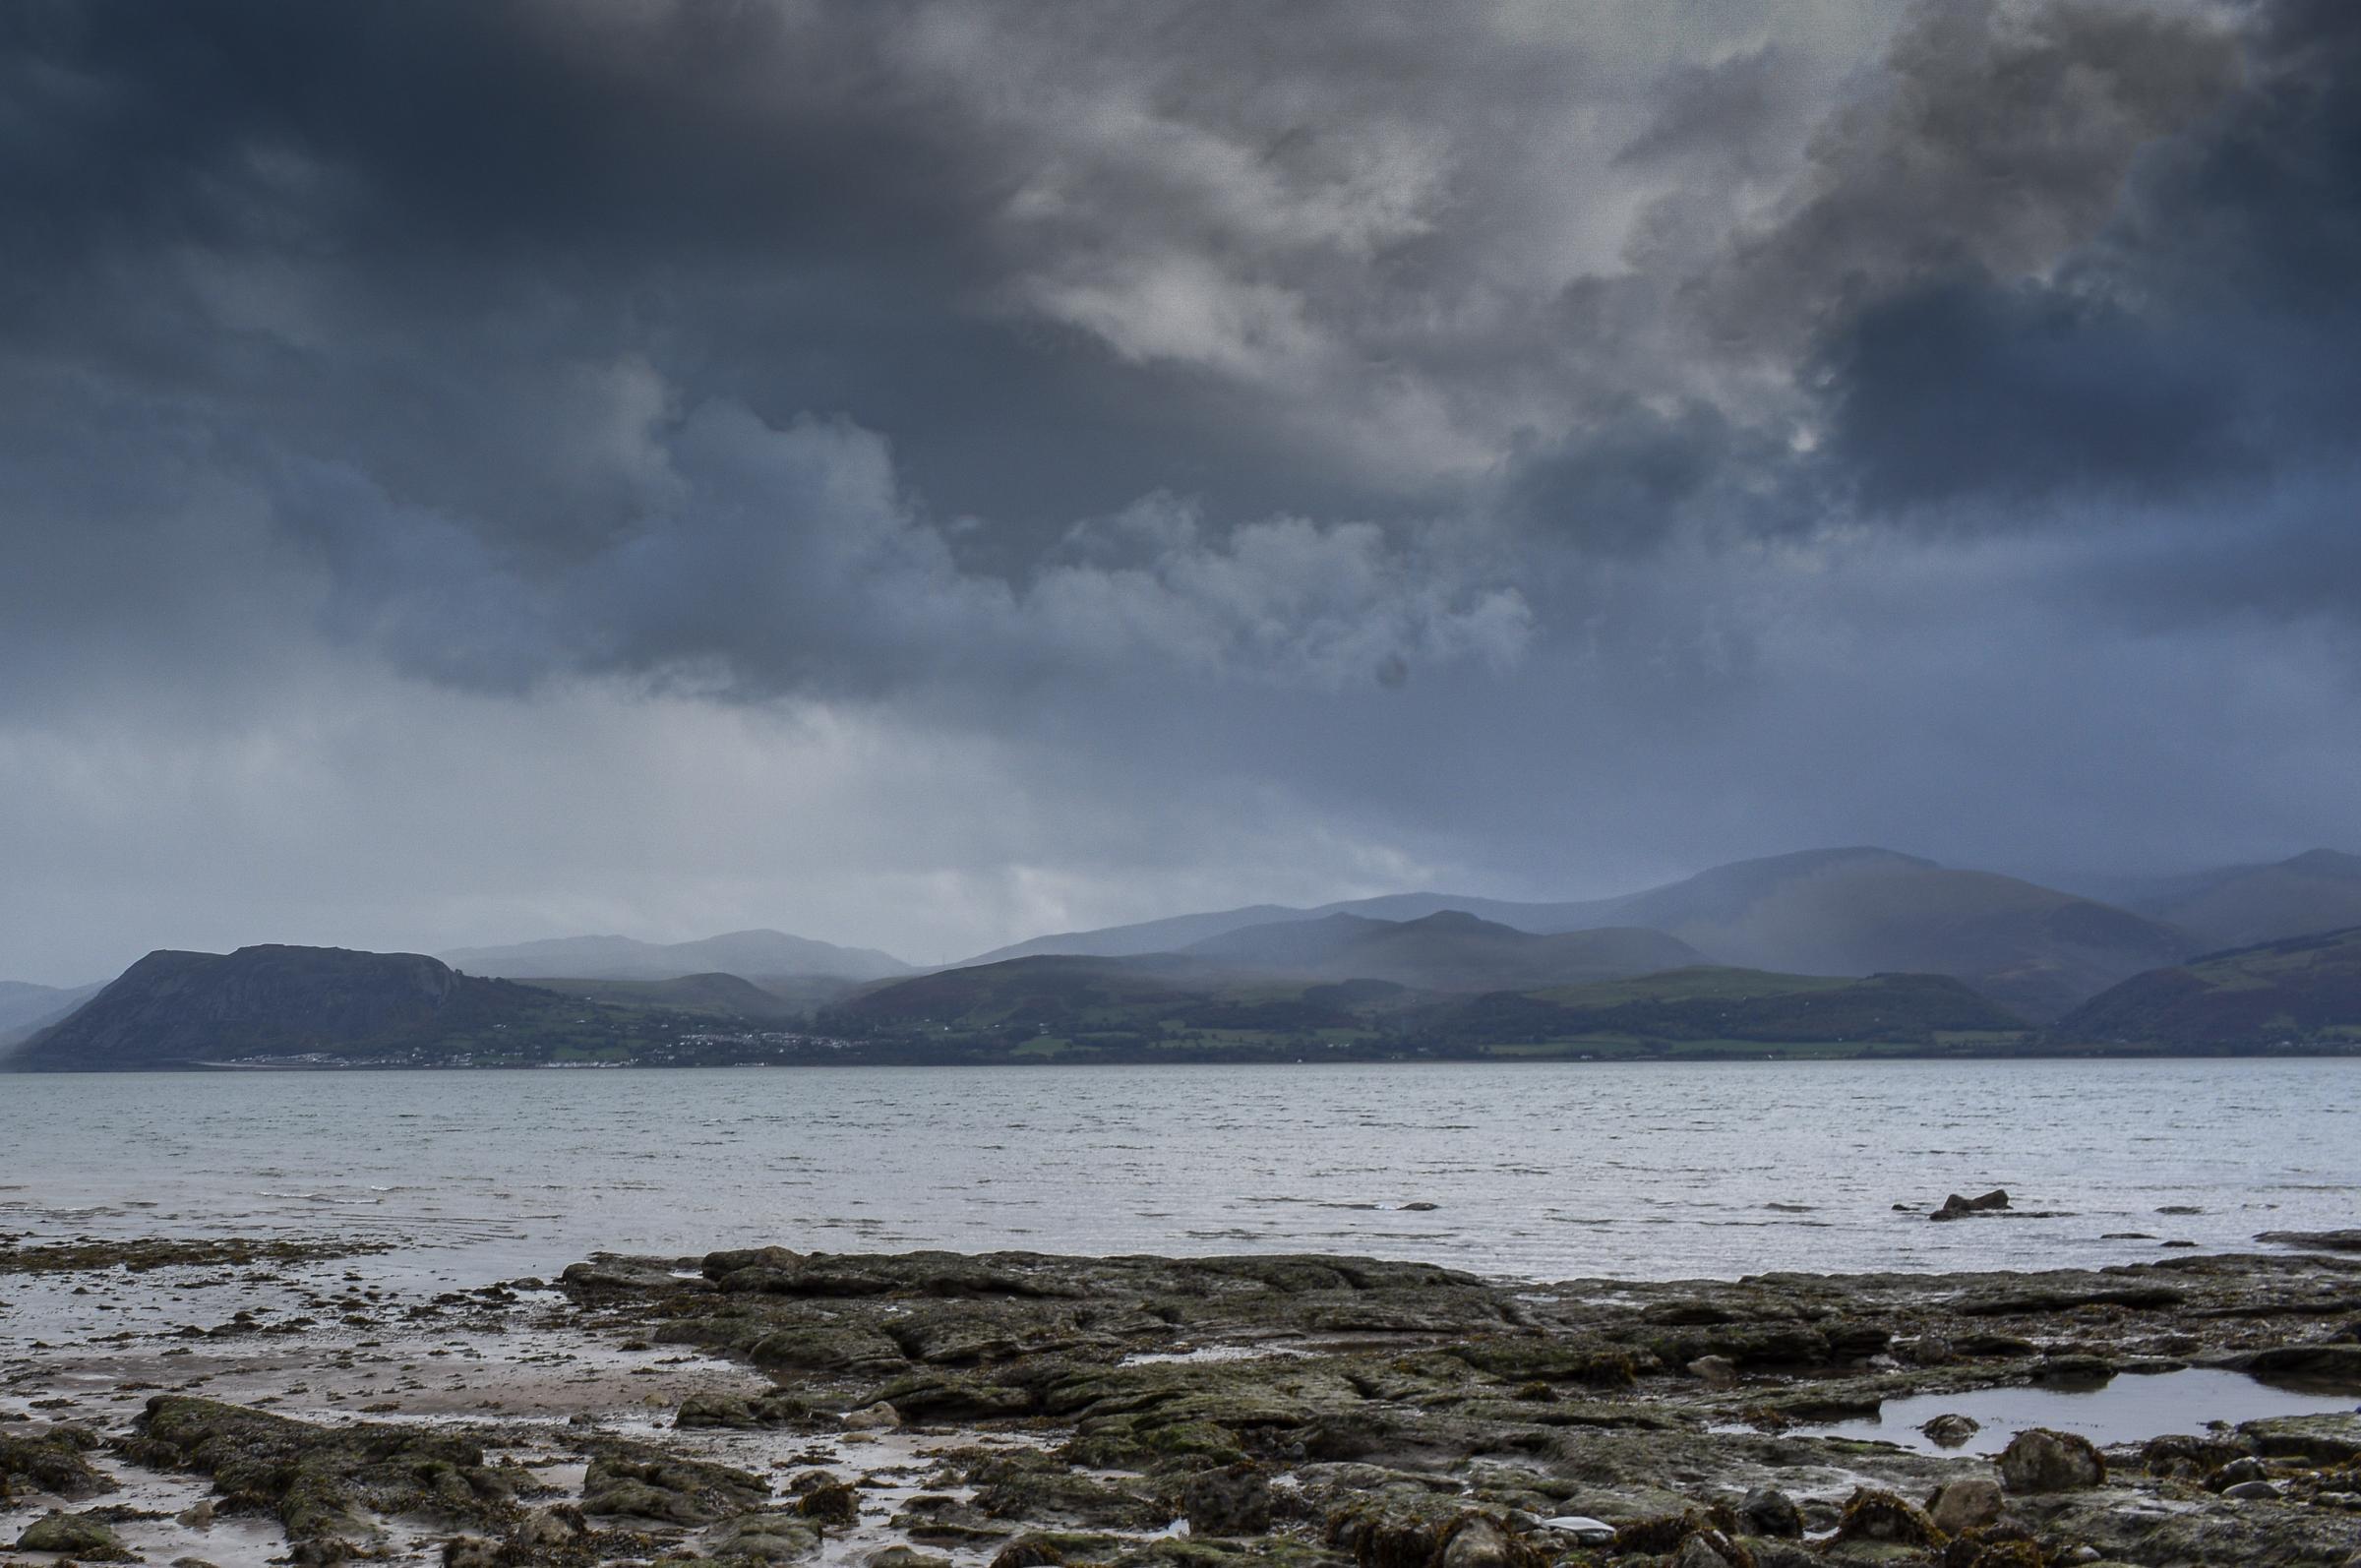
top-left (3, 0), bottom-right (2355, 983)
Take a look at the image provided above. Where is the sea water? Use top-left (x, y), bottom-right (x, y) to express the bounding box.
top-left (2, 1058), bottom-right (2355, 1287)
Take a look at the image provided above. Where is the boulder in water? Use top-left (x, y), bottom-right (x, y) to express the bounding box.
top-left (2255, 1229), bottom-right (2361, 1253)
top-left (1921, 1412), bottom-right (1981, 1448)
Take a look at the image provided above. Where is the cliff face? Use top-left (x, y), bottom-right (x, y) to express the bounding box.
top-left (15, 944), bottom-right (540, 1069)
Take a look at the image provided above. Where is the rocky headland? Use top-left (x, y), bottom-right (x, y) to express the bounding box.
top-left (5, 1237), bottom-right (2360, 1568)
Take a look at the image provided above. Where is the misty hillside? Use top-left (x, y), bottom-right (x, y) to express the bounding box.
top-left (441, 929), bottom-right (911, 983)
top-left (952, 852), bottom-right (1909, 964)
top-left (1183, 911), bottom-right (1702, 991)
top-left (2112, 850), bottom-right (2361, 951)
top-left (0, 980), bottom-right (104, 1054)
top-left (14, 945), bottom-right (571, 1070)
top-left (1577, 847), bottom-right (1931, 932)
top-left (961, 905), bottom-right (1318, 964)
top-left (958, 847), bottom-right (2190, 1019)
top-left (2055, 926), bottom-right (2361, 1052)
top-left (828, 954), bottom-right (1249, 1030)
top-left (1582, 849), bottom-right (2194, 1021)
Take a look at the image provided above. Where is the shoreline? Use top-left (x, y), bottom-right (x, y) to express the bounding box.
top-left (6, 1236), bottom-right (2360, 1568)
top-left (12, 1046), bottom-right (2361, 1073)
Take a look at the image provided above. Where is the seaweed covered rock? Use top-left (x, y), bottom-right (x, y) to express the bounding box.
top-left (1667, 1527), bottom-right (1756, 1567)
top-left (1181, 1463), bottom-right (1273, 1537)
top-left (1609, 1506), bottom-right (1745, 1557)
top-left (792, 1477), bottom-right (861, 1527)
top-left (2140, 1431), bottom-right (2250, 1479)
top-left (1927, 1478), bottom-right (2003, 1536)
top-left (864, 1370), bottom-right (1037, 1421)
top-left (1434, 1515), bottom-right (1540, 1568)
top-left (2241, 1413), bottom-right (2361, 1466)
top-left (1326, 1502), bottom-right (1544, 1568)
top-left (579, 1442), bottom-right (768, 1524)
top-left (966, 1453), bottom-right (1162, 1531)
top-left (132, 1396), bottom-right (515, 1547)
top-left (675, 1385), bottom-right (827, 1431)
top-left (1739, 1486), bottom-right (1802, 1538)
top-left (1997, 1427), bottom-right (2106, 1493)
top-left (988, 1536), bottom-right (1068, 1568)
top-left (1940, 1528), bottom-right (2047, 1568)
top-left (0, 1429), bottom-right (115, 1501)
top-left (675, 1389), bottom-right (785, 1429)
top-left (707, 1510), bottom-right (824, 1562)
top-left (748, 1322), bottom-right (911, 1377)
top-left (16, 1508), bottom-right (136, 1561)
top-left (1833, 1486), bottom-right (1945, 1548)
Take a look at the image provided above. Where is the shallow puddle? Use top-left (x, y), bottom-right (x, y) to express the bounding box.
top-left (1794, 1368), bottom-right (2359, 1456)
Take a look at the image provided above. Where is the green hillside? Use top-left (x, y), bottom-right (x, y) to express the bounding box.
top-left (824, 955), bottom-right (2032, 1061)
top-left (825, 955), bottom-right (1369, 1042)
top-left (1405, 967), bottom-right (2028, 1056)
top-left (512, 972), bottom-right (810, 1022)
top-left (2052, 926), bottom-right (2361, 1052)
top-left (13, 946), bottom-right (769, 1070)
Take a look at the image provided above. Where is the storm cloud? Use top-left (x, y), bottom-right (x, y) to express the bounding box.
top-left (1, 0), bottom-right (2355, 982)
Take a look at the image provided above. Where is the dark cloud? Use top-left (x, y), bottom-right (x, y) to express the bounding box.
top-left (1615, 45), bottom-right (1802, 183)
top-left (1495, 400), bottom-right (1803, 557)
top-left (1, 0), bottom-right (2356, 982)
top-left (1699, 0), bottom-right (2241, 358)
top-left (1816, 274), bottom-right (2254, 511)
top-left (1803, 0), bottom-right (2361, 601)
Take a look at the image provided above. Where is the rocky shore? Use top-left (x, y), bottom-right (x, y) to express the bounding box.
top-left (4, 1237), bottom-right (2359, 1568)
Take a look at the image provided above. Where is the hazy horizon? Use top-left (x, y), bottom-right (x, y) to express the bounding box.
top-left (12, 839), bottom-right (2358, 988)
top-left (7, 1), bottom-right (2358, 986)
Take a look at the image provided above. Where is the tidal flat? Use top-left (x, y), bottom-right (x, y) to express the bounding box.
top-left (5, 1232), bottom-right (2361, 1568)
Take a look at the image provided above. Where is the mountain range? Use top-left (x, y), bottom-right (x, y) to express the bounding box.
top-left (962, 847), bottom-right (2205, 1020)
top-left (439, 929), bottom-right (911, 984)
top-left (12, 845), bottom-right (2361, 1066)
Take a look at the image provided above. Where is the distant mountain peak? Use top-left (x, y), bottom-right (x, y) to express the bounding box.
top-left (1398, 910), bottom-right (1493, 933)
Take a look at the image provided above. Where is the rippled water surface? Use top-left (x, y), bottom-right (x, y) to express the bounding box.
top-left (3, 1060), bottom-right (2356, 1284)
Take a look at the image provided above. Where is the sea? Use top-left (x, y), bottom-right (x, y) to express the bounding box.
top-left (3, 1059), bottom-right (2356, 1292)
